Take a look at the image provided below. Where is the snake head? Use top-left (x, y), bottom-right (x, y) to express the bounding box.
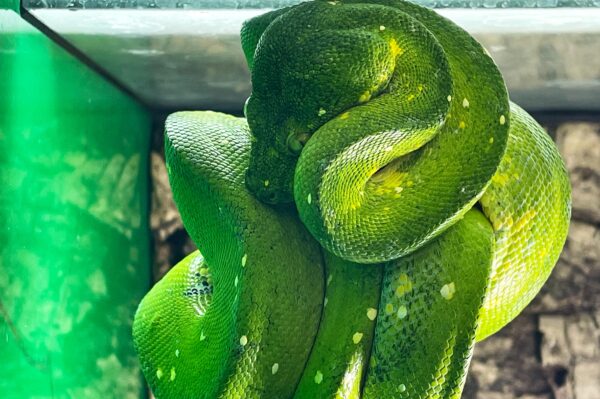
top-left (243, 1), bottom-right (400, 204)
top-left (244, 125), bottom-right (298, 204)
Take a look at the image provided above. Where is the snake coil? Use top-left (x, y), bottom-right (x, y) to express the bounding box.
top-left (133, 1), bottom-right (571, 398)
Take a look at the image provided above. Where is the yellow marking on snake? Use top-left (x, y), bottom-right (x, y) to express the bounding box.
top-left (388, 38), bottom-right (404, 58)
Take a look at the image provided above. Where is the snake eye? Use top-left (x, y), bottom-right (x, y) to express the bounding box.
top-left (287, 132), bottom-right (310, 154)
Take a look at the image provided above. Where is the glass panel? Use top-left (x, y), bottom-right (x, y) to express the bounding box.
top-left (0, 9), bottom-right (151, 398)
top-left (21, 7), bottom-right (600, 112)
top-left (18, 0), bottom-right (600, 112)
top-left (20, 0), bottom-right (600, 8)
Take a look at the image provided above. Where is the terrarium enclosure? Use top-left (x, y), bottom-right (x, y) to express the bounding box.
top-left (1, 0), bottom-right (599, 398)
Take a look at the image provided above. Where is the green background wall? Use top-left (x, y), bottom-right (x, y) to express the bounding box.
top-left (0, 8), bottom-right (151, 398)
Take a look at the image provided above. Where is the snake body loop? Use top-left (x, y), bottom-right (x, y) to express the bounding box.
top-left (134, 113), bottom-right (325, 398)
top-left (133, 1), bottom-right (571, 398)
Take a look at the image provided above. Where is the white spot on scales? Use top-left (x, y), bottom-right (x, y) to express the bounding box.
top-left (397, 305), bottom-right (408, 319)
top-left (314, 370), bottom-right (324, 384)
top-left (367, 308), bottom-right (378, 321)
top-left (440, 282), bottom-right (456, 300)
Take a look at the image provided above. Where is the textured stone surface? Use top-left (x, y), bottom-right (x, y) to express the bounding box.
top-left (539, 313), bottom-right (600, 399)
top-left (150, 119), bottom-right (600, 398)
top-left (150, 151), bottom-right (197, 280)
top-left (464, 315), bottom-right (552, 398)
top-left (528, 221), bottom-right (600, 314)
top-left (555, 122), bottom-right (600, 224)
top-left (150, 152), bottom-right (181, 241)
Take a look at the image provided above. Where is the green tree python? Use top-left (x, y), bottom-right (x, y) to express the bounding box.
top-left (132, 1), bottom-right (571, 397)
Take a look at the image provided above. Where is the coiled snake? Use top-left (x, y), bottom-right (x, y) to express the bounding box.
top-left (133, 1), bottom-right (571, 398)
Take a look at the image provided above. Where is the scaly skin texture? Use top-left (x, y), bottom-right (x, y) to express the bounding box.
top-left (293, 252), bottom-right (382, 398)
top-left (133, 1), bottom-right (571, 398)
top-left (364, 209), bottom-right (494, 398)
top-left (134, 112), bottom-right (324, 398)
